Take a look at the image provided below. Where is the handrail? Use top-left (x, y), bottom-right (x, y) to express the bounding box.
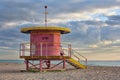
top-left (72, 54), bottom-right (80, 61)
top-left (71, 49), bottom-right (87, 66)
top-left (72, 49), bottom-right (87, 60)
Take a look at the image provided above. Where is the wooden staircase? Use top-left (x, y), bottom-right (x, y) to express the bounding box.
top-left (63, 49), bottom-right (87, 69)
top-left (67, 58), bottom-right (87, 69)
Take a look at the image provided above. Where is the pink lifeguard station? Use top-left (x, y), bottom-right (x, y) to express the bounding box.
top-left (19, 6), bottom-right (87, 71)
top-left (20, 26), bottom-right (87, 71)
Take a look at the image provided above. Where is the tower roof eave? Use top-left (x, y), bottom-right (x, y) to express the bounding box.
top-left (21, 26), bottom-right (71, 34)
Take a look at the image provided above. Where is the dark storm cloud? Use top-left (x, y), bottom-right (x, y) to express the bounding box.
top-left (0, 0), bottom-right (43, 28)
top-left (106, 15), bottom-right (120, 25)
top-left (80, 20), bottom-right (104, 25)
top-left (101, 26), bottom-right (120, 41)
top-left (0, 27), bottom-right (29, 49)
top-left (107, 15), bottom-right (120, 21)
top-left (106, 20), bottom-right (120, 25)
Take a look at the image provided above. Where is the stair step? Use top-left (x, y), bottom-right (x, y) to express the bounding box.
top-left (66, 58), bottom-right (86, 69)
top-left (67, 61), bottom-right (80, 68)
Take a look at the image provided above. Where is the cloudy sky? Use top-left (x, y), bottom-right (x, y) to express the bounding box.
top-left (0, 0), bottom-right (120, 60)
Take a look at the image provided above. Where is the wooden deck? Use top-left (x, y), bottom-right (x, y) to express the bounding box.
top-left (20, 56), bottom-right (71, 60)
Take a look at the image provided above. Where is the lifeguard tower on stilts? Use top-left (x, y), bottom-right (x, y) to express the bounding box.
top-left (19, 6), bottom-right (87, 71)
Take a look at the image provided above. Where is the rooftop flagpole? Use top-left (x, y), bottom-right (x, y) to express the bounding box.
top-left (44, 5), bottom-right (48, 27)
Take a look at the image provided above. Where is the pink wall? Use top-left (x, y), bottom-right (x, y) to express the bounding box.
top-left (30, 30), bottom-right (61, 56)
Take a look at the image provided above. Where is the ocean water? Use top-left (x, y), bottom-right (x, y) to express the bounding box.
top-left (0, 60), bottom-right (120, 66)
top-left (0, 60), bottom-right (24, 63)
top-left (87, 60), bottom-right (120, 66)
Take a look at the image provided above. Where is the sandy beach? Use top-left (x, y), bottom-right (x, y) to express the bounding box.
top-left (0, 63), bottom-right (120, 80)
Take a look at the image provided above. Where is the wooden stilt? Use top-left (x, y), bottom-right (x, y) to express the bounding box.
top-left (40, 59), bottom-right (42, 71)
top-left (63, 59), bottom-right (66, 69)
top-left (26, 60), bottom-right (29, 70)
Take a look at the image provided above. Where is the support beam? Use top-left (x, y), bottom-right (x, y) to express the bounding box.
top-left (63, 59), bottom-right (66, 69)
top-left (28, 61), bottom-right (39, 69)
top-left (50, 61), bottom-right (63, 69)
top-left (39, 59), bottom-right (42, 71)
top-left (26, 60), bottom-right (29, 70)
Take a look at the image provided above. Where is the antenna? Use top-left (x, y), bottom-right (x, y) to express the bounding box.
top-left (44, 5), bottom-right (48, 27)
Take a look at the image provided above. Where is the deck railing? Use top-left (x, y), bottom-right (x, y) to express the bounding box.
top-left (19, 42), bottom-right (71, 57)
